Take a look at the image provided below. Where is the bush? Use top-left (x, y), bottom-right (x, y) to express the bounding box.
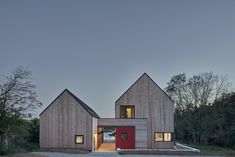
top-left (0, 146), bottom-right (15, 155)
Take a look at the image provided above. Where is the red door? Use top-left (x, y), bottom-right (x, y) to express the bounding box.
top-left (116, 127), bottom-right (135, 149)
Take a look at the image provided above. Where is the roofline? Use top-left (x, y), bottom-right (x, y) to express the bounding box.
top-left (39, 89), bottom-right (67, 116)
top-left (39, 89), bottom-right (100, 118)
top-left (145, 73), bottom-right (174, 103)
top-left (65, 89), bottom-right (100, 118)
top-left (115, 73), bottom-right (174, 103)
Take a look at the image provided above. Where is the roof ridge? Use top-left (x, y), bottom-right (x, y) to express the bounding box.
top-left (65, 89), bottom-right (100, 118)
top-left (39, 89), bottom-right (100, 118)
top-left (115, 73), bottom-right (174, 103)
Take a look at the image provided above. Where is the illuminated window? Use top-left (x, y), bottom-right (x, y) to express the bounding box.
top-left (121, 132), bottom-right (128, 140)
top-left (75, 135), bottom-right (84, 144)
top-left (120, 106), bottom-right (135, 118)
top-left (164, 133), bottom-right (171, 141)
top-left (155, 133), bottom-right (163, 141)
top-left (126, 107), bottom-right (132, 118)
top-left (155, 132), bottom-right (173, 142)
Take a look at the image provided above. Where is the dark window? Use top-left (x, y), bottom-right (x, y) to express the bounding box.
top-left (75, 135), bottom-right (84, 144)
top-left (121, 132), bottom-right (128, 140)
top-left (120, 106), bottom-right (135, 118)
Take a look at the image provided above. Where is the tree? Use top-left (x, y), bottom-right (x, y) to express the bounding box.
top-left (27, 118), bottom-right (39, 144)
top-left (0, 67), bottom-right (41, 150)
top-left (211, 92), bottom-right (235, 147)
top-left (165, 72), bottom-right (231, 111)
top-left (165, 72), bottom-right (231, 145)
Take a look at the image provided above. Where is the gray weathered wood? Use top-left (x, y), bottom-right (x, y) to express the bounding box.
top-left (115, 73), bottom-right (174, 148)
top-left (98, 118), bottom-right (148, 149)
top-left (40, 90), bottom-right (94, 150)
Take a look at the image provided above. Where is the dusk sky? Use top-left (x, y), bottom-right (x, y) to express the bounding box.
top-left (1, 0), bottom-right (235, 117)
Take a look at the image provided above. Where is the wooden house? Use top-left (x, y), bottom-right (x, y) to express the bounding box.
top-left (39, 73), bottom-right (174, 151)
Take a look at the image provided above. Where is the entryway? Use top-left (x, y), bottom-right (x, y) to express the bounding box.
top-left (97, 127), bottom-right (116, 152)
top-left (97, 143), bottom-right (116, 152)
top-left (116, 127), bottom-right (135, 149)
top-left (97, 126), bottom-right (135, 151)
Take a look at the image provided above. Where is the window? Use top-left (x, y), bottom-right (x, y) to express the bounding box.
top-left (121, 132), bottom-right (128, 140)
top-left (155, 132), bottom-right (173, 142)
top-left (75, 135), bottom-right (84, 144)
top-left (164, 133), bottom-right (171, 142)
top-left (155, 133), bottom-right (163, 141)
top-left (120, 106), bottom-right (135, 118)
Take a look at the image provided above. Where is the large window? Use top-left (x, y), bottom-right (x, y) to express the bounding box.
top-left (155, 132), bottom-right (173, 142)
top-left (120, 106), bottom-right (135, 118)
top-left (75, 135), bottom-right (84, 144)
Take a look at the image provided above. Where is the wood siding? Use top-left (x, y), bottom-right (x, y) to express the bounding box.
top-left (40, 90), bottom-right (93, 150)
top-left (98, 118), bottom-right (148, 149)
top-left (92, 117), bottom-right (98, 150)
top-left (115, 74), bottom-right (174, 149)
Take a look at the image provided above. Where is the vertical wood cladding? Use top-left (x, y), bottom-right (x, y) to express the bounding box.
top-left (40, 73), bottom-right (174, 150)
top-left (115, 74), bottom-right (174, 148)
top-left (40, 90), bottom-right (93, 150)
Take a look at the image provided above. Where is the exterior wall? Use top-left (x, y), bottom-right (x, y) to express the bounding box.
top-left (148, 78), bottom-right (174, 148)
top-left (40, 90), bottom-right (93, 150)
top-left (115, 74), bottom-right (174, 149)
top-left (115, 74), bottom-right (149, 119)
top-left (92, 117), bottom-right (98, 151)
top-left (97, 127), bottom-right (103, 149)
top-left (98, 118), bottom-right (148, 149)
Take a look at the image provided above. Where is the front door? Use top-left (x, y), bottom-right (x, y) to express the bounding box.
top-left (116, 127), bottom-right (135, 149)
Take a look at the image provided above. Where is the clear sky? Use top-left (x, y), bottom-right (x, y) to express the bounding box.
top-left (1, 0), bottom-right (235, 117)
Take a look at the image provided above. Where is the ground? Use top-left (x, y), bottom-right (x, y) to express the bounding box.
top-left (6, 152), bottom-right (223, 157)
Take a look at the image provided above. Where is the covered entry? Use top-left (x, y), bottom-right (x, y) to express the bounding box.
top-left (97, 126), bottom-right (135, 151)
top-left (96, 127), bottom-right (116, 151)
top-left (96, 118), bottom-right (147, 151)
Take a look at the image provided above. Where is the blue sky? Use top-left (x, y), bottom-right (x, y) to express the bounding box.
top-left (1, 0), bottom-right (235, 117)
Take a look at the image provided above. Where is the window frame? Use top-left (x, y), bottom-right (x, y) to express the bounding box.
top-left (120, 105), bottom-right (135, 119)
top-left (154, 132), bottom-right (173, 142)
top-left (121, 132), bottom-right (128, 140)
top-left (155, 132), bottom-right (164, 142)
top-left (163, 132), bottom-right (172, 142)
top-left (75, 135), bottom-right (84, 144)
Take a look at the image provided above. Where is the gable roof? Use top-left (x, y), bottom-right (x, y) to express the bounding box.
top-left (115, 73), bottom-right (174, 103)
top-left (39, 89), bottom-right (100, 118)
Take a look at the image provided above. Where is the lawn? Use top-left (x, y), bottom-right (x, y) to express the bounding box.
top-left (1, 153), bottom-right (47, 157)
top-left (188, 144), bottom-right (235, 157)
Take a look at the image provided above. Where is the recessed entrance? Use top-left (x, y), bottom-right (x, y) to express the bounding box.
top-left (97, 127), bottom-right (116, 152)
top-left (97, 126), bottom-right (135, 151)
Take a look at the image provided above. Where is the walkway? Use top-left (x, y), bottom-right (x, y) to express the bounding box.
top-left (96, 143), bottom-right (116, 152)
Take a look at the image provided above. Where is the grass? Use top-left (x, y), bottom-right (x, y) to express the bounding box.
top-left (0, 143), bottom-right (39, 155)
top-left (1, 153), bottom-right (47, 157)
top-left (188, 144), bottom-right (235, 156)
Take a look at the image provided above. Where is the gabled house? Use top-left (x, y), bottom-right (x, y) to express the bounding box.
top-left (40, 73), bottom-right (174, 151)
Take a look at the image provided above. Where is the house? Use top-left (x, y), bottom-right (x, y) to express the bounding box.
top-left (39, 73), bottom-right (174, 151)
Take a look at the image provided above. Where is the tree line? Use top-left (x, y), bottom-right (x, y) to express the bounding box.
top-left (165, 72), bottom-right (235, 147)
top-left (0, 67), bottom-right (41, 154)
